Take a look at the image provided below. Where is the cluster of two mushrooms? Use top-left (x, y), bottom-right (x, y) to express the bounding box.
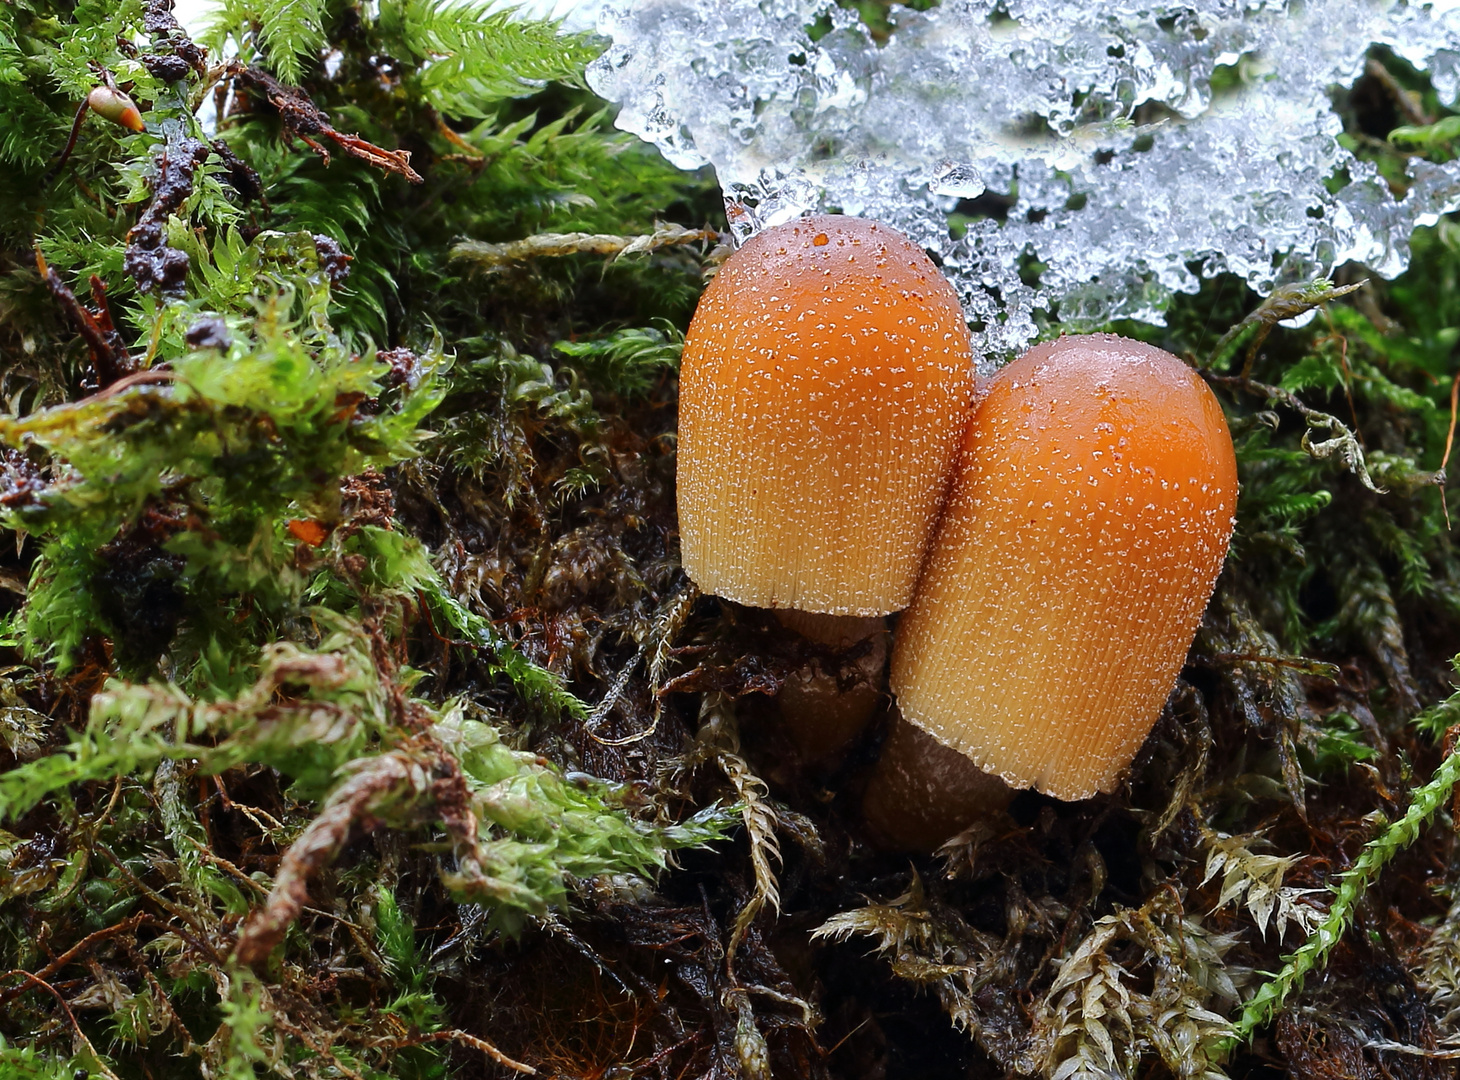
top-left (678, 216), bottom-right (1238, 851)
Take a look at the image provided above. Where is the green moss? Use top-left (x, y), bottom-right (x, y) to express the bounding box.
top-left (0, 0), bottom-right (730, 1073)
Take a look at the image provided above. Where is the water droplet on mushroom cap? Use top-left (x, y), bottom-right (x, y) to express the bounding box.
top-left (890, 333), bottom-right (1238, 800)
top-left (678, 215), bottom-right (974, 615)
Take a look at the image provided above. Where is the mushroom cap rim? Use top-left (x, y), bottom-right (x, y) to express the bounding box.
top-left (689, 577), bottom-right (902, 620)
top-left (893, 700), bottom-right (1116, 802)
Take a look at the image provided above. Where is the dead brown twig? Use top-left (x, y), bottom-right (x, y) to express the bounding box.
top-left (451, 224), bottom-right (721, 270)
top-left (224, 61), bottom-right (423, 184)
top-left (1, 969), bottom-right (123, 1078)
top-left (232, 731), bottom-right (482, 969)
top-left (383, 1030), bottom-right (538, 1074)
top-left (34, 250), bottom-right (135, 390)
top-left (0, 913), bottom-right (149, 1008)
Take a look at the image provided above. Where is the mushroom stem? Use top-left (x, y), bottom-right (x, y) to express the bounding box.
top-left (862, 713), bottom-right (1014, 852)
top-left (774, 611), bottom-right (888, 761)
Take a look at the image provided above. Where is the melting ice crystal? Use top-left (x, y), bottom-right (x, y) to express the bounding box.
top-left (584, 0), bottom-right (1460, 365)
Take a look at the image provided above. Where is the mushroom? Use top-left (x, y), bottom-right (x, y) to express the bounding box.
top-left (886, 333), bottom-right (1237, 811)
top-left (677, 215), bottom-right (974, 617)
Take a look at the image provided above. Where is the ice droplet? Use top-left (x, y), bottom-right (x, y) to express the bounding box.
top-left (582, 0), bottom-right (1460, 368)
top-left (929, 160), bottom-right (986, 200)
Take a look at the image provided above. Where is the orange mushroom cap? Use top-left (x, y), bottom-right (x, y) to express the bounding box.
top-left (890, 333), bottom-right (1238, 800)
top-left (677, 215), bottom-right (973, 615)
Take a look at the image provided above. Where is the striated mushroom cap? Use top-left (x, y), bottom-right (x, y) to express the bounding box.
top-left (890, 333), bottom-right (1238, 800)
top-left (677, 215), bottom-right (974, 616)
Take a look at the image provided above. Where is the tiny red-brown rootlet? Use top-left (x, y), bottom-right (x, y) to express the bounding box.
top-left (890, 334), bottom-right (1238, 801)
top-left (677, 215), bottom-right (974, 616)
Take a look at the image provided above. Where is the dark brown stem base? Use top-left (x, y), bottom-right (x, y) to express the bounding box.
top-left (862, 713), bottom-right (1014, 852)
